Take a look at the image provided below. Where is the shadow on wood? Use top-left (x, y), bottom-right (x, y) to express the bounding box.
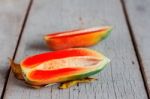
top-left (27, 41), bottom-right (50, 51)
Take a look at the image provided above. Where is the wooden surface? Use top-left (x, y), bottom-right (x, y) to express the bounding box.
top-left (124, 0), bottom-right (150, 96)
top-left (0, 0), bottom-right (149, 99)
top-left (0, 0), bottom-right (30, 97)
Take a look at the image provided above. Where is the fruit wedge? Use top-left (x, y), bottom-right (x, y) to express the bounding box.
top-left (19, 48), bottom-right (110, 86)
top-left (44, 26), bottom-right (112, 50)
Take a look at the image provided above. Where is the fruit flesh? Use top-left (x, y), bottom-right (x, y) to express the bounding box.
top-left (21, 48), bottom-right (102, 68)
top-left (27, 57), bottom-right (109, 85)
top-left (36, 56), bottom-right (100, 70)
top-left (27, 57), bottom-right (100, 84)
top-left (44, 26), bottom-right (112, 50)
top-left (46, 27), bottom-right (109, 37)
top-left (20, 48), bottom-right (110, 85)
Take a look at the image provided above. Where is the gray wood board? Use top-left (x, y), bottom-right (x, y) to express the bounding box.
top-left (3, 0), bottom-right (148, 99)
top-left (0, 0), bottom-right (30, 97)
top-left (124, 0), bottom-right (150, 96)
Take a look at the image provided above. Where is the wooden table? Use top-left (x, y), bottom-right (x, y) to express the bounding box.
top-left (0, 0), bottom-right (150, 99)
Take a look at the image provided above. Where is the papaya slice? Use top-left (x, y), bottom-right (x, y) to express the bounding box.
top-left (44, 26), bottom-right (112, 50)
top-left (20, 48), bottom-right (110, 86)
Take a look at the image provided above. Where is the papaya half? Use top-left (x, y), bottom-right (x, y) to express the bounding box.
top-left (10, 48), bottom-right (110, 87)
top-left (44, 26), bottom-right (112, 50)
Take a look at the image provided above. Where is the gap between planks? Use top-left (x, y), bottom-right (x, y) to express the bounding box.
top-left (0, 0), bottom-right (33, 99)
top-left (120, 0), bottom-right (150, 98)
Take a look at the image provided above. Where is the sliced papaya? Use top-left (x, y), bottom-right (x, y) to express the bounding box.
top-left (20, 48), bottom-right (110, 86)
top-left (44, 26), bottom-right (112, 50)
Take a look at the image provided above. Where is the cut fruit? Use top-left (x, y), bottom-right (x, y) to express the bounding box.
top-left (20, 48), bottom-right (110, 86)
top-left (44, 26), bottom-right (112, 50)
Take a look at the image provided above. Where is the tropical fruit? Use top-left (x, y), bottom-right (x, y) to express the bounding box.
top-left (10, 48), bottom-right (110, 88)
top-left (44, 26), bottom-right (112, 50)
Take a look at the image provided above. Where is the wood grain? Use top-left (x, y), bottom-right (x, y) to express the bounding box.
top-left (0, 0), bottom-right (30, 97)
top-left (123, 0), bottom-right (150, 96)
top-left (3, 0), bottom-right (148, 99)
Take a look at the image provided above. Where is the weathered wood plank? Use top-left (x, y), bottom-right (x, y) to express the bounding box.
top-left (123, 0), bottom-right (150, 96)
top-left (3, 0), bottom-right (148, 99)
top-left (0, 0), bottom-right (31, 97)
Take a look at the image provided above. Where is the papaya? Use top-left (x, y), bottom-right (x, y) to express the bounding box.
top-left (44, 26), bottom-right (112, 50)
top-left (10, 48), bottom-right (110, 88)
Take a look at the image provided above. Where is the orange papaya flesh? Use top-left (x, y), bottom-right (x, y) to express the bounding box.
top-left (21, 48), bottom-right (102, 68)
top-left (44, 26), bottom-right (112, 50)
top-left (20, 48), bottom-right (110, 86)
